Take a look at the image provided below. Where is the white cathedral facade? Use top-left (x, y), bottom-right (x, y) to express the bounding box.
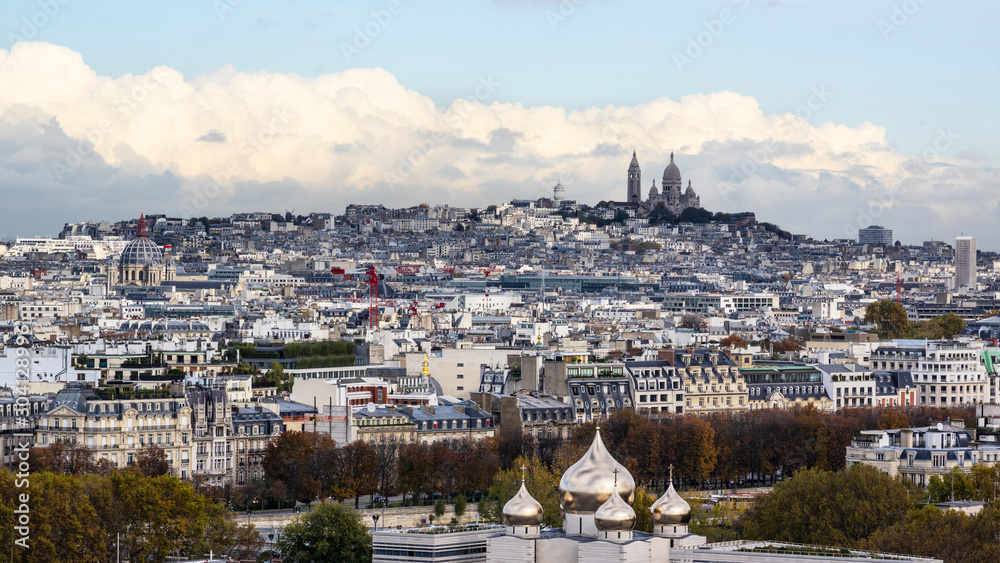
top-left (627, 151), bottom-right (701, 214)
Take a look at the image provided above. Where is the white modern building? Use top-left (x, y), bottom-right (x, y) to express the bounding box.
top-left (816, 363), bottom-right (875, 409)
top-left (870, 341), bottom-right (987, 407)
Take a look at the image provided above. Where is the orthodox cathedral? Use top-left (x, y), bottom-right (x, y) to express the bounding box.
top-left (479, 428), bottom-right (935, 563)
top-left (488, 427), bottom-right (704, 562)
top-left (627, 151), bottom-right (701, 214)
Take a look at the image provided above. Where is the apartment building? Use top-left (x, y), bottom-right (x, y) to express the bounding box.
top-left (37, 384), bottom-right (195, 477)
top-left (624, 360), bottom-right (684, 415)
top-left (671, 349), bottom-right (748, 414)
top-left (743, 365), bottom-right (834, 411)
top-left (870, 341), bottom-right (987, 406)
top-left (817, 363), bottom-right (875, 409)
top-left (846, 419), bottom-right (1000, 486)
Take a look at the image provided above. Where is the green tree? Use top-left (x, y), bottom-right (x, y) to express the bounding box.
top-left (435, 498), bottom-right (446, 518)
top-left (453, 223), bottom-right (466, 232)
top-left (481, 456), bottom-right (562, 527)
top-left (928, 468), bottom-right (976, 503)
top-left (277, 502), bottom-right (372, 563)
top-left (931, 313), bottom-right (966, 339)
top-left (633, 487), bottom-right (656, 533)
top-left (866, 505), bottom-right (1000, 563)
top-left (864, 300), bottom-right (909, 338)
top-left (265, 361), bottom-right (294, 393)
top-left (741, 465), bottom-right (913, 547)
top-left (455, 494), bottom-right (467, 517)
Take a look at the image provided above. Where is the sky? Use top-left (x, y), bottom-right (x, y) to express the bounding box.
top-left (0, 0), bottom-right (998, 246)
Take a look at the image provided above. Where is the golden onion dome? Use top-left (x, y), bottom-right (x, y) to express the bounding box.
top-left (595, 485), bottom-right (636, 532)
top-left (558, 428), bottom-right (635, 513)
top-left (650, 481), bottom-right (691, 525)
top-left (502, 482), bottom-right (544, 527)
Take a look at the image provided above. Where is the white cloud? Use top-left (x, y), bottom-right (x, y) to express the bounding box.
top-left (0, 41), bottom-right (996, 246)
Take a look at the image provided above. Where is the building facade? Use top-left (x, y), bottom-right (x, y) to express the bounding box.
top-left (955, 236), bottom-right (977, 289)
top-left (36, 385), bottom-right (194, 477)
top-left (870, 341), bottom-right (987, 407)
top-left (858, 225), bottom-right (893, 245)
top-left (626, 152), bottom-right (701, 214)
top-left (846, 420), bottom-right (1000, 486)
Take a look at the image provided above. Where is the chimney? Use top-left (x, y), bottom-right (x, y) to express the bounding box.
top-left (424, 405), bottom-right (436, 415)
top-left (453, 404), bottom-right (466, 415)
top-left (900, 429), bottom-right (913, 448)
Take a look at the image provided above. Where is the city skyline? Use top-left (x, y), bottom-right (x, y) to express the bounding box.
top-left (1, 1), bottom-right (997, 246)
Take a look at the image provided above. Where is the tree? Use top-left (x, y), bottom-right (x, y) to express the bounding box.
top-left (134, 446), bottom-right (170, 477)
top-left (398, 444), bottom-right (434, 505)
top-left (373, 440), bottom-right (400, 501)
top-left (719, 335), bottom-right (748, 349)
top-left (277, 502), bottom-right (372, 563)
top-left (481, 456), bottom-right (562, 527)
top-left (771, 337), bottom-right (803, 355)
top-left (928, 468), bottom-right (976, 503)
top-left (864, 300), bottom-right (908, 338)
top-left (679, 314), bottom-right (706, 331)
top-left (675, 417), bottom-right (716, 482)
top-left (262, 431), bottom-right (337, 504)
top-left (453, 223), bottom-right (466, 232)
top-left (340, 441), bottom-right (378, 509)
top-left (678, 207), bottom-right (715, 223)
top-left (455, 494), bottom-right (467, 517)
top-left (435, 498), bottom-right (446, 518)
top-left (265, 361), bottom-right (294, 393)
top-left (930, 313), bottom-right (966, 339)
top-left (866, 505), bottom-right (1000, 563)
top-left (741, 465), bottom-right (913, 547)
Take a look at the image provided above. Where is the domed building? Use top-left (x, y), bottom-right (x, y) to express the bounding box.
top-left (625, 151), bottom-right (701, 214)
top-left (486, 427), bottom-right (704, 562)
top-left (109, 212), bottom-right (175, 287)
top-left (378, 427), bottom-right (939, 563)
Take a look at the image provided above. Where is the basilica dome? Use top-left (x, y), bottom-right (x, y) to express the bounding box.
top-left (650, 481), bottom-right (691, 525)
top-left (503, 482), bottom-right (544, 526)
top-left (120, 237), bottom-right (163, 266)
top-left (119, 211), bottom-right (163, 266)
top-left (663, 152), bottom-right (681, 182)
top-left (558, 428), bottom-right (635, 513)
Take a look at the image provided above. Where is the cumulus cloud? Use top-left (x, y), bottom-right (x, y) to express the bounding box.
top-left (0, 41), bottom-right (996, 246)
top-left (196, 130), bottom-right (227, 143)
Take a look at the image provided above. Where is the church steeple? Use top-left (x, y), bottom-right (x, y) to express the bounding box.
top-left (627, 151), bottom-right (642, 203)
top-left (137, 210), bottom-right (148, 238)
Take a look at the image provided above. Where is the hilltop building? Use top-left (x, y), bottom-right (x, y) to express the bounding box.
top-left (626, 152), bottom-right (701, 215)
